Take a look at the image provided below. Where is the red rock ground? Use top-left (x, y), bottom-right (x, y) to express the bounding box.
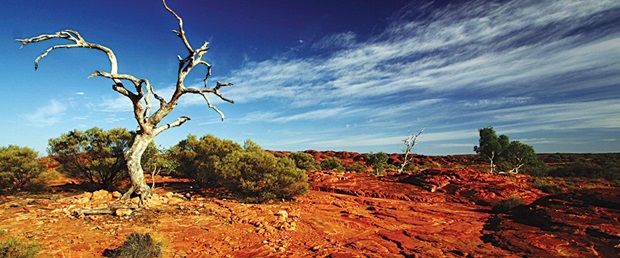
top-left (0, 168), bottom-right (619, 257)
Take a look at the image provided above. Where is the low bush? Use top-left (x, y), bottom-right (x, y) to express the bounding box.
top-left (171, 136), bottom-right (309, 203)
top-left (0, 145), bottom-right (45, 193)
top-left (103, 232), bottom-right (162, 258)
top-left (170, 134), bottom-right (241, 186)
top-left (218, 140), bottom-right (309, 203)
top-left (366, 152), bottom-right (388, 175)
top-left (320, 157), bottom-right (344, 171)
top-left (345, 163), bottom-right (367, 173)
top-left (532, 179), bottom-right (562, 194)
top-left (492, 197), bottom-right (525, 213)
top-left (383, 164), bottom-right (398, 172)
top-left (289, 152), bottom-right (319, 171)
top-left (48, 128), bottom-right (158, 190)
top-left (547, 158), bottom-right (620, 181)
top-left (0, 237), bottom-right (41, 258)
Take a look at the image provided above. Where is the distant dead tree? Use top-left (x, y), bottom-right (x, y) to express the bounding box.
top-left (17, 0), bottom-right (234, 205)
top-left (398, 129), bottom-right (423, 174)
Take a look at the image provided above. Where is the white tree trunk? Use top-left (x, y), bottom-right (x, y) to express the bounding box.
top-left (122, 134), bottom-right (153, 203)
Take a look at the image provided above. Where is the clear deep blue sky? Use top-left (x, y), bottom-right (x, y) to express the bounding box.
top-left (1, 0), bottom-right (619, 155)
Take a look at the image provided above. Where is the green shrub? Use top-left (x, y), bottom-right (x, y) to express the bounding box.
top-left (48, 128), bottom-right (157, 190)
top-left (320, 157), bottom-right (344, 171)
top-left (0, 237), bottom-right (41, 258)
top-left (288, 152), bottom-right (319, 171)
top-left (366, 152), bottom-right (389, 175)
top-left (0, 145), bottom-right (45, 193)
top-left (548, 158), bottom-right (620, 180)
top-left (532, 179), bottom-right (562, 194)
top-left (143, 150), bottom-right (179, 177)
top-left (103, 232), bottom-right (162, 258)
top-left (383, 164), bottom-right (398, 172)
top-left (217, 140), bottom-right (309, 203)
top-left (492, 197), bottom-right (525, 213)
top-left (345, 163), bottom-right (367, 173)
top-left (170, 134), bottom-right (241, 186)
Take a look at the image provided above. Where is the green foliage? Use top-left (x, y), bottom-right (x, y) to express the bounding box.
top-left (345, 163), bottom-right (367, 173)
top-left (320, 157), bottom-right (344, 171)
top-left (474, 127), bottom-right (545, 175)
top-left (548, 157), bottom-right (620, 180)
top-left (474, 127), bottom-right (503, 164)
top-left (0, 237), bottom-right (41, 258)
top-left (169, 134), bottom-right (241, 186)
top-left (143, 149), bottom-right (179, 177)
top-left (288, 152), bottom-right (319, 171)
top-left (48, 128), bottom-right (157, 190)
top-left (0, 145), bottom-right (45, 193)
top-left (171, 135), bottom-right (308, 202)
top-left (366, 152), bottom-right (389, 175)
top-left (103, 232), bottom-right (162, 258)
top-left (498, 141), bottom-right (547, 176)
top-left (217, 142), bottom-right (309, 202)
top-left (492, 197), bottom-right (525, 213)
top-left (532, 179), bottom-right (562, 194)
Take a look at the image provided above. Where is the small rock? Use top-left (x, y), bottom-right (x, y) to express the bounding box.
top-left (310, 245), bottom-right (321, 252)
top-left (115, 208), bottom-right (132, 217)
top-left (275, 210), bottom-right (288, 221)
top-left (287, 221), bottom-right (297, 231)
top-left (111, 191), bottom-right (122, 198)
top-left (92, 190), bottom-right (112, 201)
top-left (168, 197), bottom-right (185, 205)
top-left (74, 193), bottom-right (92, 204)
top-left (276, 246), bottom-right (285, 252)
top-left (165, 192), bottom-right (174, 198)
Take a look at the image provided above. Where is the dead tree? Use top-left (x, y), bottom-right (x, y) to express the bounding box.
top-left (397, 129), bottom-right (423, 174)
top-left (17, 0), bottom-right (234, 205)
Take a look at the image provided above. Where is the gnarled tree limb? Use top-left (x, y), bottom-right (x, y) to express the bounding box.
top-left (18, 0), bottom-right (235, 208)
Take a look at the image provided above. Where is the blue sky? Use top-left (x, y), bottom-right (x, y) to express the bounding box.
top-left (1, 0), bottom-right (619, 155)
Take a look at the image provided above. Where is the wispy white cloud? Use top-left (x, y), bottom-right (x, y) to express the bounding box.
top-left (24, 100), bottom-right (67, 127)
top-left (312, 31), bottom-right (357, 49)
top-left (223, 0), bottom-right (620, 106)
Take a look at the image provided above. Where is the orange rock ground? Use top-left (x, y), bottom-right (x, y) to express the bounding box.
top-left (0, 169), bottom-right (618, 257)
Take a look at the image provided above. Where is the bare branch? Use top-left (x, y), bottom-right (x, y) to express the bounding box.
top-left (89, 71), bottom-right (141, 86)
top-left (33, 44), bottom-right (80, 70)
top-left (198, 60), bottom-right (212, 87)
top-left (398, 129), bottom-right (424, 174)
top-left (17, 29), bottom-right (120, 82)
top-left (153, 116), bottom-right (191, 135)
top-left (162, 0), bottom-right (193, 53)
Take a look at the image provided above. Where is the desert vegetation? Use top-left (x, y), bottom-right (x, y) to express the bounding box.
top-left (2, 0), bottom-right (618, 257)
top-left (474, 127), bottom-right (546, 175)
top-left (48, 128), bottom-right (158, 191)
top-left (0, 146), bottom-right (46, 193)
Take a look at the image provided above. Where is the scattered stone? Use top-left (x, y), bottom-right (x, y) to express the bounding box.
top-left (115, 208), bottom-right (132, 217)
top-left (168, 197), bottom-right (185, 205)
top-left (74, 192), bottom-right (92, 204)
top-left (111, 191), bottom-right (122, 198)
top-left (275, 210), bottom-right (288, 221)
top-left (91, 190), bottom-right (112, 201)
